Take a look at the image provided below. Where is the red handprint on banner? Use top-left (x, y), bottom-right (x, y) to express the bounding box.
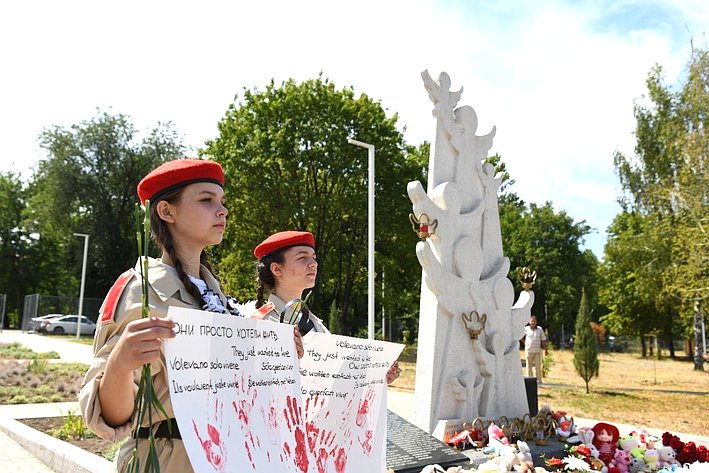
top-left (356, 387), bottom-right (376, 427)
top-left (192, 398), bottom-right (227, 471)
top-left (283, 395), bottom-right (309, 473)
top-left (231, 375), bottom-right (261, 470)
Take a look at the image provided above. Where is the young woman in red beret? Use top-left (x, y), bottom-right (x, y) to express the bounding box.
top-left (79, 159), bottom-right (304, 472)
top-left (254, 230), bottom-right (401, 384)
top-left (254, 230), bottom-right (329, 333)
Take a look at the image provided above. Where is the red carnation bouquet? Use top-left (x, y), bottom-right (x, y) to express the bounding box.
top-left (662, 432), bottom-right (709, 464)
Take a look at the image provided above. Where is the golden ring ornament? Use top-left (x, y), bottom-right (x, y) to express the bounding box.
top-left (409, 212), bottom-right (438, 240)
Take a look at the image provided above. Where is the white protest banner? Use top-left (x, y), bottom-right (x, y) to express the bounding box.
top-left (165, 307), bottom-right (301, 472)
top-left (165, 306), bottom-right (403, 473)
top-left (297, 333), bottom-right (404, 473)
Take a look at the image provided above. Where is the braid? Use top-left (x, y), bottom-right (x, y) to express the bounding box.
top-left (149, 191), bottom-right (206, 307)
top-left (256, 283), bottom-right (266, 309)
top-left (165, 229), bottom-right (205, 306)
top-left (255, 251), bottom-right (284, 308)
top-left (200, 250), bottom-right (214, 280)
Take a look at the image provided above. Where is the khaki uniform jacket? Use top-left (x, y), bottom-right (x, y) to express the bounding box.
top-left (79, 257), bottom-right (229, 473)
top-left (266, 293), bottom-right (330, 334)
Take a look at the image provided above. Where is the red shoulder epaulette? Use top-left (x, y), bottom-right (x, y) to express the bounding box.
top-left (252, 302), bottom-right (277, 320)
top-left (100, 269), bottom-right (135, 324)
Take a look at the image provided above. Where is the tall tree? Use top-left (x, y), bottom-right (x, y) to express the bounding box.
top-left (204, 77), bottom-right (425, 338)
top-left (0, 172), bottom-right (29, 322)
top-left (499, 195), bottom-right (598, 340)
top-left (27, 110), bottom-right (184, 300)
top-left (573, 289), bottom-right (599, 393)
top-left (612, 47), bottom-right (708, 369)
top-left (599, 211), bottom-right (677, 357)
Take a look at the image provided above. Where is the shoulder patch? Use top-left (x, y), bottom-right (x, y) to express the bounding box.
top-left (252, 302), bottom-right (277, 320)
top-left (100, 269), bottom-right (135, 324)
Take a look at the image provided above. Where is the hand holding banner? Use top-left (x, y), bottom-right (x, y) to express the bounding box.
top-left (165, 307), bottom-right (403, 473)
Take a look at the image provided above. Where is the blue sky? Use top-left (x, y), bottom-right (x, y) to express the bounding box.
top-left (1, 0), bottom-right (706, 259)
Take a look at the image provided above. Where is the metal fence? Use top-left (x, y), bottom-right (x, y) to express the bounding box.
top-left (21, 293), bottom-right (103, 332)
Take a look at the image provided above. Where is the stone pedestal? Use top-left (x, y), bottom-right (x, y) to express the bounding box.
top-left (386, 411), bottom-right (469, 472)
top-left (524, 377), bottom-right (538, 416)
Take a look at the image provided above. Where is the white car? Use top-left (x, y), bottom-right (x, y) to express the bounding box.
top-left (29, 314), bottom-right (63, 332)
top-left (40, 315), bottom-right (97, 335)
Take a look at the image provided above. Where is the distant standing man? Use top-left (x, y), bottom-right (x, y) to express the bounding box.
top-left (523, 315), bottom-right (547, 385)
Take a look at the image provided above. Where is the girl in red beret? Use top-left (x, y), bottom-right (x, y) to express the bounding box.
top-left (254, 230), bottom-right (329, 333)
top-left (80, 159), bottom-right (304, 473)
top-left (254, 230), bottom-right (401, 384)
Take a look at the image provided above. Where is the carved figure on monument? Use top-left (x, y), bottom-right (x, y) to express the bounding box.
top-left (409, 70), bottom-right (535, 435)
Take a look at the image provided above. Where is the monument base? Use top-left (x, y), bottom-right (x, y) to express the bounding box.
top-left (386, 411), bottom-right (469, 472)
top-left (386, 410), bottom-right (570, 473)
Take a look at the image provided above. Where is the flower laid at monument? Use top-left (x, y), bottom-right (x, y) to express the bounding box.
top-left (397, 397), bottom-right (708, 473)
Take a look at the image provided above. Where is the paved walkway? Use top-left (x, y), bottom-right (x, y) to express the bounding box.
top-left (0, 429), bottom-right (55, 472)
top-left (0, 330), bottom-right (93, 364)
top-left (0, 331), bottom-right (92, 472)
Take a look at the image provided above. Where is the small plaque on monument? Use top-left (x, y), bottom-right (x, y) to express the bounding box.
top-left (386, 411), bottom-right (469, 473)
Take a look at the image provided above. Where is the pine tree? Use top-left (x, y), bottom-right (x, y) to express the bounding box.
top-left (328, 299), bottom-right (342, 335)
top-left (573, 288), bottom-right (599, 393)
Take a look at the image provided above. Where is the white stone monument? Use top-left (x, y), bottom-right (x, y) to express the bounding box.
top-left (408, 70), bottom-right (534, 436)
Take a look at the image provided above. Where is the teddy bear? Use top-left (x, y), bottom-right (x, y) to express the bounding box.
top-left (657, 446), bottom-right (680, 468)
top-left (627, 457), bottom-right (648, 473)
top-left (610, 449), bottom-right (631, 473)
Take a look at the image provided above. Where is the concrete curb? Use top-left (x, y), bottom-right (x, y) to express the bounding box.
top-left (0, 417), bottom-right (113, 473)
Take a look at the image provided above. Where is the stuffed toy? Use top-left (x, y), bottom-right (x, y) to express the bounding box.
top-left (611, 449), bottom-right (631, 473)
top-left (657, 446), bottom-right (680, 468)
top-left (556, 416), bottom-right (574, 441)
top-left (627, 457), bottom-right (648, 473)
top-left (481, 424), bottom-right (511, 457)
top-left (488, 422), bottom-right (510, 446)
top-left (643, 449), bottom-right (658, 471)
top-left (568, 427), bottom-right (601, 458)
top-left (593, 422), bottom-right (621, 467)
top-left (514, 440), bottom-right (534, 472)
top-left (619, 435), bottom-right (646, 459)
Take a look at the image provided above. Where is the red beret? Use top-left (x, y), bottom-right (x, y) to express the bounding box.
top-left (137, 159), bottom-right (224, 205)
top-left (254, 231), bottom-right (315, 260)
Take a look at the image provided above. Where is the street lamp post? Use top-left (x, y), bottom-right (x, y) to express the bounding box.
top-left (73, 233), bottom-right (89, 340)
top-left (347, 139), bottom-right (375, 340)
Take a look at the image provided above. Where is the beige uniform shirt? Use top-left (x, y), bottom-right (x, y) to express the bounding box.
top-left (266, 293), bottom-right (330, 334)
top-left (79, 257), bottom-right (229, 473)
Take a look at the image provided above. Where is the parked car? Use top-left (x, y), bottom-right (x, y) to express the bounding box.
top-left (28, 314), bottom-right (63, 332)
top-left (40, 315), bottom-right (96, 335)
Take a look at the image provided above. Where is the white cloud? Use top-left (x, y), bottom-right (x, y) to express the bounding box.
top-left (1, 0), bottom-right (706, 258)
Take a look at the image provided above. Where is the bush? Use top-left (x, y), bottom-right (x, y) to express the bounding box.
top-left (105, 442), bottom-right (122, 461)
top-left (27, 356), bottom-right (49, 375)
top-left (49, 411), bottom-right (95, 441)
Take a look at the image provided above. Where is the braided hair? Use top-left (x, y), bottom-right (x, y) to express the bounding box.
top-left (255, 251), bottom-right (286, 308)
top-left (150, 188), bottom-right (212, 306)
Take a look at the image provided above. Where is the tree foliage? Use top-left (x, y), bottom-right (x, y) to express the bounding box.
top-left (0, 172), bottom-right (31, 321)
top-left (498, 190), bottom-right (598, 341)
top-left (607, 47), bottom-right (708, 368)
top-left (25, 110), bottom-right (184, 299)
top-left (573, 289), bottom-right (599, 393)
top-left (204, 77), bottom-right (425, 338)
